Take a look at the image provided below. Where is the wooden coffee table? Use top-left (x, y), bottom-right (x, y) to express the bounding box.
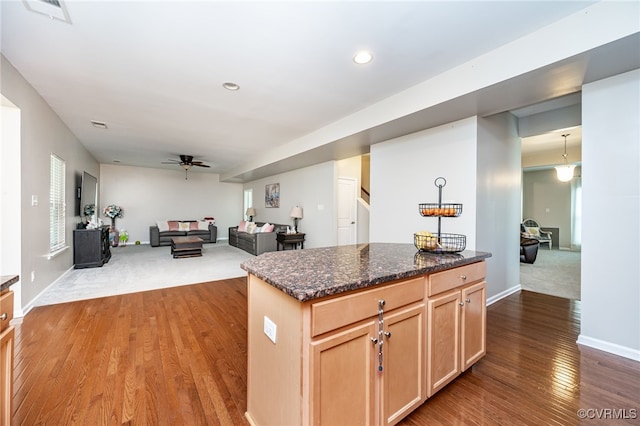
top-left (171, 236), bottom-right (203, 258)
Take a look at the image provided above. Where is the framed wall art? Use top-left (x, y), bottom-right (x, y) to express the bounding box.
top-left (265, 183), bottom-right (280, 208)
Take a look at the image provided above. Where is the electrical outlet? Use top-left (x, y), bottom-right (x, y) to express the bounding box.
top-left (264, 316), bottom-right (277, 344)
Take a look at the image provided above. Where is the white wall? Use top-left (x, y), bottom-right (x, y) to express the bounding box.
top-left (1, 99), bottom-right (22, 315)
top-left (476, 113), bottom-right (521, 301)
top-left (370, 117), bottom-right (478, 248)
top-left (243, 162), bottom-right (336, 248)
top-left (579, 69), bottom-right (640, 360)
top-left (1, 55), bottom-right (100, 313)
top-left (522, 168), bottom-right (576, 248)
top-left (99, 164), bottom-right (242, 244)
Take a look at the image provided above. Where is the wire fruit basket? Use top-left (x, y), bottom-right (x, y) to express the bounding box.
top-left (419, 203), bottom-right (462, 217)
top-left (414, 233), bottom-right (466, 253)
top-left (416, 177), bottom-right (466, 253)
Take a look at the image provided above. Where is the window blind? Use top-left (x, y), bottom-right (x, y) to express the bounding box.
top-left (49, 153), bottom-right (66, 253)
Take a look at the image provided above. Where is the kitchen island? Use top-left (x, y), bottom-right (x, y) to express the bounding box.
top-left (241, 243), bottom-right (491, 426)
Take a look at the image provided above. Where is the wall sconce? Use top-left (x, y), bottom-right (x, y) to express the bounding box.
top-left (246, 207), bottom-right (256, 222)
top-left (290, 206), bottom-right (303, 231)
top-left (555, 134), bottom-right (576, 182)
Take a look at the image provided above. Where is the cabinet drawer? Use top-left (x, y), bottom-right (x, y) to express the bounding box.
top-left (311, 277), bottom-right (425, 337)
top-left (0, 290), bottom-right (13, 332)
top-left (427, 261), bottom-right (486, 297)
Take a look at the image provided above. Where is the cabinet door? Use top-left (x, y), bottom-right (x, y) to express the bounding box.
top-left (382, 303), bottom-right (426, 426)
top-left (461, 281), bottom-right (486, 371)
top-left (310, 320), bottom-right (377, 426)
top-left (1, 326), bottom-right (15, 426)
top-left (427, 290), bottom-right (461, 397)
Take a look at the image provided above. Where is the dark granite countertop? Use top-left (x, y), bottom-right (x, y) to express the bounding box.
top-left (241, 243), bottom-right (491, 302)
top-left (1, 275), bottom-right (19, 292)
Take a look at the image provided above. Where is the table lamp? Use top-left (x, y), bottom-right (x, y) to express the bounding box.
top-left (246, 207), bottom-right (256, 222)
top-left (290, 206), bottom-right (303, 232)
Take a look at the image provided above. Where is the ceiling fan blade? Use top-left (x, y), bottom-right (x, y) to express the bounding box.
top-left (161, 160), bottom-right (180, 164)
top-left (193, 163), bottom-right (211, 168)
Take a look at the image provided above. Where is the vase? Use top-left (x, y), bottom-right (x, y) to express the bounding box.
top-left (110, 218), bottom-right (119, 247)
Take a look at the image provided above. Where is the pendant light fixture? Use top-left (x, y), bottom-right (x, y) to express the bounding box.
top-left (555, 134), bottom-right (576, 182)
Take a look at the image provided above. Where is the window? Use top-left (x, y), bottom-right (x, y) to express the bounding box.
top-left (49, 153), bottom-right (66, 254)
top-left (244, 189), bottom-right (253, 220)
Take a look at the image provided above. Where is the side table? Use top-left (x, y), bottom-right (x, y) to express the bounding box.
top-left (277, 232), bottom-right (306, 250)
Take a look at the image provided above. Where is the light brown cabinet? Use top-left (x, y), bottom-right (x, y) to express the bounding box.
top-left (310, 301), bottom-right (426, 426)
top-left (310, 320), bottom-right (377, 425)
top-left (247, 274), bottom-right (426, 426)
top-left (426, 263), bottom-right (486, 396)
top-left (246, 260), bottom-right (486, 426)
top-left (1, 288), bottom-right (15, 426)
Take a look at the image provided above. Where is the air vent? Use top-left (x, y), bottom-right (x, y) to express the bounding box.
top-left (90, 120), bottom-right (108, 129)
top-left (40, 0), bottom-right (61, 7)
top-left (23, 0), bottom-right (71, 24)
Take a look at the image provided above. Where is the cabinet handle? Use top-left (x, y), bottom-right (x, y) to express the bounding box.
top-left (458, 302), bottom-right (464, 306)
top-left (0, 313), bottom-right (7, 321)
top-left (371, 337), bottom-right (378, 345)
top-left (460, 275), bottom-right (467, 280)
top-left (465, 298), bottom-right (471, 303)
top-left (384, 331), bottom-right (391, 339)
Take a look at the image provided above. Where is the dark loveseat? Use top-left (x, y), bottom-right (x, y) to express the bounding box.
top-left (228, 222), bottom-right (288, 256)
top-left (150, 220), bottom-right (217, 247)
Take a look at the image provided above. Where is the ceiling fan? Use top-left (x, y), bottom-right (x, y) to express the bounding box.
top-left (162, 155), bottom-right (210, 179)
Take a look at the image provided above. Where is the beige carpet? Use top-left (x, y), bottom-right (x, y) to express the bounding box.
top-left (35, 243), bottom-right (253, 306)
top-left (520, 248), bottom-right (581, 300)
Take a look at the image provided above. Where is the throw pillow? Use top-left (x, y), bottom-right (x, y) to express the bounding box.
top-left (197, 220), bottom-right (209, 230)
top-left (157, 220), bottom-right (169, 232)
top-left (238, 220), bottom-right (247, 232)
top-left (247, 223), bottom-right (258, 234)
top-left (189, 221), bottom-right (200, 230)
top-left (168, 221), bottom-right (180, 231)
top-left (261, 223), bottom-right (273, 233)
top-left (179, 222), bottom-right (190, 231)
top-left (264, 224), bottom-right (275, 232)
top-left (526, 226), bottom-right (540, 236)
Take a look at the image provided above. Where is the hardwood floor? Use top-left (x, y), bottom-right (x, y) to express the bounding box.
top-left (11, 281), bottom-right (640, 425)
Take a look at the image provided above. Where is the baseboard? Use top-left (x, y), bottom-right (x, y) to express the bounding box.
top-left (577, 335), bottom-right (640, 362)
top-left (486, 284), bottom-right (521, 306)
top-left (21, 264), bottom-right (76, 317)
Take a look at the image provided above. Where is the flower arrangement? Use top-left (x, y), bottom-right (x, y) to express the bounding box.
top-left (103, 204), bottom-right (123, 219)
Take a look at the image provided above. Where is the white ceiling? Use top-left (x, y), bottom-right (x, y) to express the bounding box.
top-left (1, 1), bottom-right (636, 182)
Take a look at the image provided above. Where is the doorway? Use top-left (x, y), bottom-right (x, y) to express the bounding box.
top-left (337, 177), bottom-right (357, 245)
top-left (520, 128), bottom-right (582, 300)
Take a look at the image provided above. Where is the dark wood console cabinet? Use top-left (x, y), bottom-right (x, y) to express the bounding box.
top-left (73, 227), bottom-right (111, 268)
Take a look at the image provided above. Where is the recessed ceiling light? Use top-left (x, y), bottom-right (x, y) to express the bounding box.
top-left (223, 82), bottom-right (240, 91)
top-left (353, 51), bottom-right (373, 65)
top-left (90, 120), bottom-right (107, 129)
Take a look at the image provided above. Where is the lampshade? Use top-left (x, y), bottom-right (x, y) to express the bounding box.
top-left (246, 207), bottom-right (256, 217)
top-left (555, 133), bottom-right (575, 182)
top-left (555, 164), bottom-right (576, 182)
top-left (290, 206), bottom-right (303, 219)
top-left (181, 163), bottom-right (192, 170)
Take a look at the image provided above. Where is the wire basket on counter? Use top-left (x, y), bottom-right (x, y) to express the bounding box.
top-left (418, 203), bottom-right (463, 217)
top-left (414, 232), bottom-right (466, 253)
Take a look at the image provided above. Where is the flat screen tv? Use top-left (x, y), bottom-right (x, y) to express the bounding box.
top-left (79, 171), bottom-right (98, 218)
